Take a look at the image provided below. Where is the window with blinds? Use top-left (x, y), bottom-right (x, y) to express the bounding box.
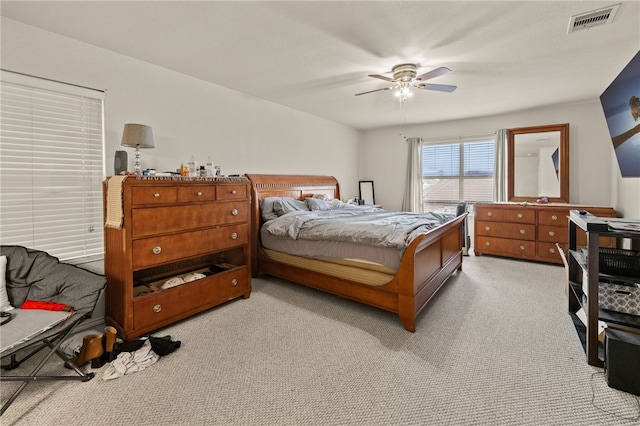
top-left (0, 71), bottom-right (105, 263)
top-left (422, 138), bottom-right (495, 213)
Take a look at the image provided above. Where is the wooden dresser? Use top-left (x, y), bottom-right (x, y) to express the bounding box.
top-left (103, 176), bottom-right (251, 339)
top-left (474, 203), bottom-right (616, 264)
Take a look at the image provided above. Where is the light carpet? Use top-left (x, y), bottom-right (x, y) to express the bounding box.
top-left (2, 255), bottom-right (639, 425)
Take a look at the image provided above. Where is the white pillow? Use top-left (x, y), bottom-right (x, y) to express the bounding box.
top-left (0, 255), bottom-right (15, 311)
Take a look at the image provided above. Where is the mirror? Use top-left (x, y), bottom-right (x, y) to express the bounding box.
top-left (359, 181), bottom-right (375, 205)
top-left (507, 123), bottom-right (569, 203)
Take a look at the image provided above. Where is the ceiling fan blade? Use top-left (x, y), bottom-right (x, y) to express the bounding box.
top-left (414, 67), bottom-right (451, 81)
top-left (416, 83), bottom-right (457, 93)
top-left (355, 87), bottom-right (394, 96)
top-left (368, 74), bottom-right (394, 83)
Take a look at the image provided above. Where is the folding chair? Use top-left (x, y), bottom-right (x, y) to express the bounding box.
top-left (0, 245), bottom-right (107, 416)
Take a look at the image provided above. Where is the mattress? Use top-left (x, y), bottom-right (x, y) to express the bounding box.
top-left (261, 226), bottom-right (402, 270)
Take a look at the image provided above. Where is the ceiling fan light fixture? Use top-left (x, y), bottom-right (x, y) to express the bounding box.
top-left (355, 63), bottom-right (457, 99)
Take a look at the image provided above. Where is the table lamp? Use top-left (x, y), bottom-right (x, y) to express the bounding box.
top-left (120, 123), bottom-right (154, 174)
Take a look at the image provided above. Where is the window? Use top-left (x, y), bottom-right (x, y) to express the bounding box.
top-left (0, 71), bottom-right (105, 263)
top-left (422, 138), bottom-right (495, 213)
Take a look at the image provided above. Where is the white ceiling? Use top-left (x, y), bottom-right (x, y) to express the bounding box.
top-left (2, 1), bottom-right (639, 130)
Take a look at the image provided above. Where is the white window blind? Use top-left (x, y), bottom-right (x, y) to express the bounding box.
top-left (422, 138), bottom-right (495, 213)
top-left (0, 71), bottom-right (105, 263)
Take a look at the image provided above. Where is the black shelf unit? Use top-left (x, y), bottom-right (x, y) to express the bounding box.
top-left (567, 210), bottom-right (640, 367)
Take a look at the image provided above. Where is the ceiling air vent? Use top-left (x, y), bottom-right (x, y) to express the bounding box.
top-left (567, 3), bottom-right (620, 33)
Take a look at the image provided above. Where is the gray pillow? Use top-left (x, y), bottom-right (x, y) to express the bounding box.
top-left (260, 197), bottom-right (282, 221)
top-left (273, 198), bottom-right (310, 216)
top-left (305, 197), bottom-right (330, 211)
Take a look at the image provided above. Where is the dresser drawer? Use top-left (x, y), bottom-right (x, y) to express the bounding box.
top-left (538, 210), bottom-right (567, 226)
top-left (537, 242), bottom-right (563, 262)
top-left (476, 236), bottom-right (536, 257)
top-left (538, 225), bottom-right (567, 243)
top-left (217, 184), bottom-right (247, 200)
top-left (475, 206), bottom-right (505, 222)
top-left (178, 185), bottom-right (216, 203)
top-left (132, 224), bottom-right (248, 269)
top-left (133, 268), bottom-right (249, 330)
top-left (132, 201), bottom-right (249, 238)
top-left (476, 221), bottom-right (536, 240)
top-left (131, 186), bottom-right (178, 206)
top-left (504, 209), bottom-right (535, 223)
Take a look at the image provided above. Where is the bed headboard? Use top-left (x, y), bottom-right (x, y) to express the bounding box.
top-left (245, 174), bottom-right (341, 276)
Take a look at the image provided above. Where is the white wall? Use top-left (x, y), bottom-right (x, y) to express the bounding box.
top-left (362, 100), bottom-right (640, 218)
top-left (1, 17), bottom-right (362, 200)
top-left (3, 17), bottom-right (638, 219)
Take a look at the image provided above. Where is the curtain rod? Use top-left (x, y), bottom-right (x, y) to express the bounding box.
top-left (419, 131), bottom-right (496, 143)
top-left (1, 68), bottom-right (106, 93)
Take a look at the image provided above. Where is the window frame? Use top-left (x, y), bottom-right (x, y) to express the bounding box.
top-left (0, 70), bottom-right (106, 264)
top-left (421, 137), bottom-right (495, 213)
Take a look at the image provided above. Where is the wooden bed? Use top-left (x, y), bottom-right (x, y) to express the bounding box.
top-left (246, 174), bottom-right (466, 332)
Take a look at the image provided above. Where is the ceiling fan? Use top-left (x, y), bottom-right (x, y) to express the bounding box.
top-left (355, 63), bottom-right (457, 101)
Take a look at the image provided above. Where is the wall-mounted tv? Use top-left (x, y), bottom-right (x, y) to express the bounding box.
top-left (599, 50), bottom-right (640, 178)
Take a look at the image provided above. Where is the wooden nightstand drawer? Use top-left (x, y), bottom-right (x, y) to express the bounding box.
top-left (131, 186), bottom-right (178, 205)
top-left (132, 224), bottom-right (248, 269)
top-left (133, 268), bottom-right (249, 330)
top-left (217, 184), bottom-right (247, 200)
top-left (132, 201), bottom-right (249, 238)
top-left (178, 185), bottom-right (216, 203)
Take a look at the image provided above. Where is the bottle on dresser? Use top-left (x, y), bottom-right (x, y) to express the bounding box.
top-left (187, 155), bottom-right (197, 177)
top-left (205, 156), bottom-right (214, 177)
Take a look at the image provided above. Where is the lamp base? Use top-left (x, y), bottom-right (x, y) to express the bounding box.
top-left (133, 146), bottom-right (141, 174)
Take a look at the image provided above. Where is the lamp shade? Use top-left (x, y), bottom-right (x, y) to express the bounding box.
top-left (121, 123), bottom-right (154, 149)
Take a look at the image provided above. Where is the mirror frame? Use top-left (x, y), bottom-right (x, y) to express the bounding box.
top-left (507, 123), bottom-right (570, 203)
top-left (358, 180), bottom-right (375, 205)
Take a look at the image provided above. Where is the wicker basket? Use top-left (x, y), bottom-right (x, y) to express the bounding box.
top-left (599, 248), bottom-right (640, 277)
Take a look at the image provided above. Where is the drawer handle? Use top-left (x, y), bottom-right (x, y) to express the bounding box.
top-left (152, 246), bottom-right (162, 255)
top-left (549, 248), bottom-right (556, 254)
top-left (485, 226), bottom-right (490, 231)
top-left (154, 193), bottom-right (160, 198)
top-left (548, 231), bottom-right (555, 237)
top-left (551, 215), bottom-right (558, 221)
top-left (519, 245), bottom-right (525, 250)
top-left (231, 232), bottom-right (238, 240)
top-left (485, 241), bottom-right (490, 246)
top-left (231, 209), bottom-right (238, 216)
top-left (231, 190), bottom-right (237, 195)
top-left (517, 213), bottom-right (523, 218)
top-left (153, 304), bottom-right (162, 313)
top-left (487, 212), bottom-right (493, 217)
top-left (519, 229), bottom-right (525, 234)
top-left (231, 278), bottom-right (238, 286)
top-left (197, 191), bottom-right (203, 196)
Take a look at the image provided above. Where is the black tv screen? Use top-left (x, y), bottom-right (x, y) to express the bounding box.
top-left (599, 50), bottom-right (640, 178)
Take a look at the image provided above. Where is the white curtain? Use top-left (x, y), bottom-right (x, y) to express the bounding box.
top-left (493, 129), bottom-right (508, 202)
top-left (402, 137), bottom-right (423, 212)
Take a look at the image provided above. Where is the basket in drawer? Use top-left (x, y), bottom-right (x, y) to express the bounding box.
top-left (599, 248), bottom-right (640, 277)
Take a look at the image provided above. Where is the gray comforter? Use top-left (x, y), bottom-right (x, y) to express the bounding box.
top-left (262, 210), bottom-right (453, 253)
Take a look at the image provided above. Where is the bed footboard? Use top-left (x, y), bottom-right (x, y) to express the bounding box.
top-left (247, 173), bottom-right (465, 332)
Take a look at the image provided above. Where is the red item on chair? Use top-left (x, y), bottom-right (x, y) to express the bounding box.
top-left (21, 300), bottom-right (71, 311)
